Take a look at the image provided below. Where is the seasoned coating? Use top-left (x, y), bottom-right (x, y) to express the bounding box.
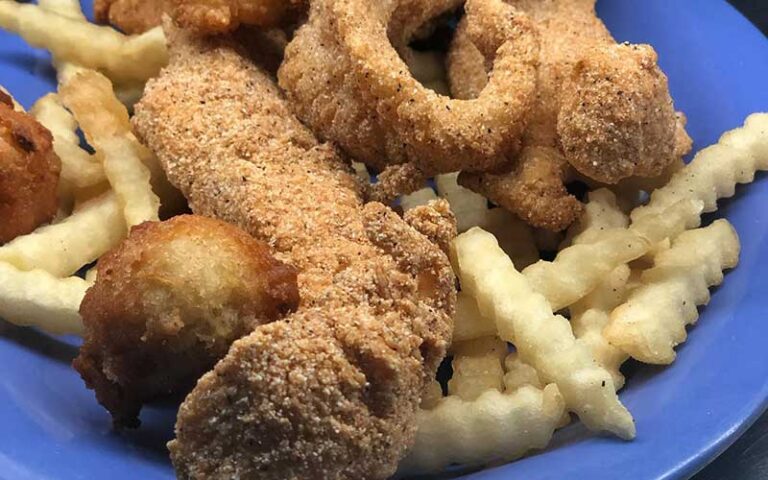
top-left (170, 0), bottom-right (307, 34)
top-left (94, 0), bottom-right (172, 34)
top-left (133, 27), bottom-right (456, 479)
top-left (558, 43), bottom-right (679, 183)
top-left (73, 215), bottom-right (299, 426)
top-left (450, 0), bottom-right (690, 230)
top-left (278, 0), bottom-right (538, 198)
top-left (0, 93), bottom-right (60, 244)
top-left (461, 147), bottom-right (582, 231)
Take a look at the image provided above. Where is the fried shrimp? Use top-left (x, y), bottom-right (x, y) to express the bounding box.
top-left (169, 0), bottom-right (307, 34)
top-left (450, 0), bottom-right (690, 230)
top-left (73, 215), bottom-right (299, 426)
top-left (133, 25), bottom-right (456, 479)
top-left (0, 92), bottom-right (60, 244)
top-left (278, 0), bottom-right (538, 201)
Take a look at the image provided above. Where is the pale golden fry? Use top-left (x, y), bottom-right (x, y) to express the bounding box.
top-left (452, 291), bottom-right (497, 343)
top-left (522, 229), bottom-right (649, 311)
top-left (435, 172), bottom-right (490, 233)
top-left (0, 193), bottom-right (125, 277)
top-left (37, 0), bottom-right (86, 79)
top-left (98, 136), bottom-right (160, 226)
top-left (629, 198), bottom-right (704, 245)
top-left (30, 94), bottom-right (106, 190)
top-left (503, 352), bottom-right (543, 391)
top-left (399, 386), bottom-right (565, 475)
top-left (448, 346), bottom-right (505, 401)
top-left (562, 188), bottom-right (628, 247)
top-left (60, 71), bottom-right (160, 226)
top-left (632, 113), bottom-right (768, 222)
top-left (0, 262), bottom-right (87, 335)
top-left (0, 2), bottom-right (167, 85)
top-left (570, 264), bottom-right (632, 389)
top-left (477, 208), bottom-right (539, 270)
top-left (605, 220), bottom-right (740, 364)
top-left (453, 228), bottom-right (635, 439)
top-left (400, 187), bottom-right (437, 212)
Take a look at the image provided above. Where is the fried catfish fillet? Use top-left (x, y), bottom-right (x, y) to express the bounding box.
top-left (133, 26), bottom-right (456, 479)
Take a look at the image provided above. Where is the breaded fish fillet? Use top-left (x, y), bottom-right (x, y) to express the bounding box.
top-left (133, 26), bottom-right (456, 479)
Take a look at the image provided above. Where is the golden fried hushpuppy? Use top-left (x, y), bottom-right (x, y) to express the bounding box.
top-left (73, 214), bottom-right (299, 427)
top-left (0, 91), bottom-right (60, 244)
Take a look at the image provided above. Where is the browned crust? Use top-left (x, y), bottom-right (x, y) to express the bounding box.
top-left (0, 103), bottom-right (60, 244)
top-left (73, 214), bottom-right (299, 426)
top-left (133, 28), bottom-right (456, 479)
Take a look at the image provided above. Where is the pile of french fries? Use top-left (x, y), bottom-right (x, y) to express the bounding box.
top-left (0, 0), bottom-right (173, 335)
top-left (1, 1), bottom-right (768, 476)
top-left (400, 113), bottom-right (767, 474)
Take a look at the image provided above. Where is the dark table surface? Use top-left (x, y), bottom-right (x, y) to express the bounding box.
top-left (690, 6), bottom-right (767, 480)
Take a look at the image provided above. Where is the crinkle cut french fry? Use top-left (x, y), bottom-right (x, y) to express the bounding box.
top-left (400, 187), bottom-right (437, 212)
top-left (99, 136), bottom-right (160, 226)
top-left (30, 94), bottom-right (106, 190)
top-left (452, 291), bottom-right (497, 343)
top-left (570, 265), bottom-right (632, 389)
top-left (0, 262), bottom-right (87, 335)
top-left (448, 337), bottom-right (507, 401)
top-left (562, 188), bottom-right (628, 247)
top-left (477, 208), bottom-right (539, 270)
top-left (522, 229), bottom-right (650, 312)
top-left (503, 353), bottom-right (543, 391)
top-left (629, 198), bottom-right (704, 245)
top-left (0, 2), bottom-right (168, 85)
top-left (399, 386), bottom-right (565, 475)
top-left (631, 113), bottom-right (768, 222)
top-left (605, 220), bottom-right (740, 364)
top-left (0, 192), bottom-right (126, 277)
top-left (452, 228), bottom-right (635, 439)
top-left (60, 71), bottom-right (160, 226)
top-left (435, 172), bottom-right (489, 232)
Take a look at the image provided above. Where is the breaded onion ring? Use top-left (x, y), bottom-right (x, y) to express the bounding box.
top-left (278, 0), bottom-right (538, 198)
top-left (73, 215), bottom-right (299, 426)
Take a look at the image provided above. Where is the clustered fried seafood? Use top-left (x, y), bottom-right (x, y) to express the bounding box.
top-left (3, 1), bottom-right (759, 480)
top-left (449, 0), bottom-right (691, 230)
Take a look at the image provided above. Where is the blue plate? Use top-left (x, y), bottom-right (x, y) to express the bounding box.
top-left (0, 1), bottom-right (767, 479)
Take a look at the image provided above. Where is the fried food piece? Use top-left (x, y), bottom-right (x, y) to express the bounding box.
top-left (449, 0), bottom-right (690, 230)
top-left (558, 43), bottom-right (679, 183)
top-left (73, 215), bottom-right (299, 427)
top-left (133, 26), bottom-right (456, 479)
top-left (461, 147), bottom-right (582, 231)
top-left (169, 0), bottom-right (307, 34)
top-left (94, 0), bottom-right (172, 34)
top-left (0, 93), bottom-right (60, 244)
top-left (278, 0), bottom-right (538, 199)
